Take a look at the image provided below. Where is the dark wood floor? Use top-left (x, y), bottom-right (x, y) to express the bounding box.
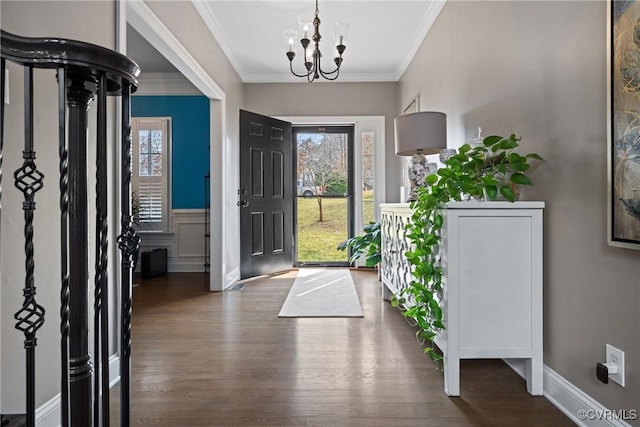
top-left (110, 270), bottom-right (573, 426)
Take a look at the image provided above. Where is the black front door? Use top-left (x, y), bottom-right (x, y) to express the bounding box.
top-left (239, 110), bottom-right (293, 279)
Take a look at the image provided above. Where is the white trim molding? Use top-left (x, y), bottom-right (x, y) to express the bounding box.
top-left (126, 0), bottom-right (224, 100)
top-left (504, 360), bottom-right (634, 427)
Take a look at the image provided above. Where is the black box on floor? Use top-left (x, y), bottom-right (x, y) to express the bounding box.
top-left (141, 248), bottom-right (167, 279)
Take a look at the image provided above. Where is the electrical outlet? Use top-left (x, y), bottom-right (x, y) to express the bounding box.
top-left (606, 344), bottom-right (625, 387)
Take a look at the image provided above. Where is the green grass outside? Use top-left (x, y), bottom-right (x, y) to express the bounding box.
top-left (297, 191), bottom-right (374, 262)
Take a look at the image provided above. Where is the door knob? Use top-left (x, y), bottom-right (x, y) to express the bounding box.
top-left (237, 200), bottom-right (249, 208)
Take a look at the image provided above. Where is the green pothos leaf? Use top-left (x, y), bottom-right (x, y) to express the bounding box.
top-left (499, 185), bottom-right (516, 202)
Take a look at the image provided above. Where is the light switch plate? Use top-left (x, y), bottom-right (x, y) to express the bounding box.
top-left (606, 344), bottom-right (625, 387)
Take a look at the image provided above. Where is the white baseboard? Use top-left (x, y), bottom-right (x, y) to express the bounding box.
top-left (168, 260), bottom-right (208, 272)
top-left (108, 355), bottom-right (120, 389)
top-left (36, 355), bottom-right (121, 427)
top-left (503, 359), bottom-right (633, 427)
top-left (35, 394), bottom-right (60, 427)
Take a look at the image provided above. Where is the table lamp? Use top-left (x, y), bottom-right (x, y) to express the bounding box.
top-left (394, 111), bottom-right (447, 201)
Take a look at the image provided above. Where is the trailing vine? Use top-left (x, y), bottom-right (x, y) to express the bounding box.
top-left (391, 134), bottom-right (543, 361)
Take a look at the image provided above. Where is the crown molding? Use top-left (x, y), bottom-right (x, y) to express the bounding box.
top-left (396, 0), bottom-right (447, 79)
top-left (191, 0), bottom-right (248, 82)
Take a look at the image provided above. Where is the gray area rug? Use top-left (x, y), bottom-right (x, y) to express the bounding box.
top-left (278, 268), bottom-right (364, 318)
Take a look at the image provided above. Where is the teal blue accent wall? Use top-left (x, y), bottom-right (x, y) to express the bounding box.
top-left (132, 95), bottom-right (209, 209)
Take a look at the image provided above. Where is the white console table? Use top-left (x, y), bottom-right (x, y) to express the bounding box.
top-left (380, 201), bottom-right (544, 396)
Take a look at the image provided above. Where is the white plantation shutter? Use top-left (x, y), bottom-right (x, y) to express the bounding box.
top-left (138, 179), bottom-right (163, 222)
top-left (132, 118), bottom-right (170, 232)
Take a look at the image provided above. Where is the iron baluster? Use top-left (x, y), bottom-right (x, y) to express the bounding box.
top-left (13, 65), bottom-right (46, 427)
top-left (117, 82), bottom-right (138, 427)
top-left (57, 66), bottom-right (70, 427)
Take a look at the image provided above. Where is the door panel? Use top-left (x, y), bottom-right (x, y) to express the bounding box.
top-left (273, 212), bottom-right (285, 253)
top-left (272, 152), bottom-right (284, 198)
top-left (250, 148), bottom-right (264, 198)
top-left (240, 110), bottom-right (293, 279)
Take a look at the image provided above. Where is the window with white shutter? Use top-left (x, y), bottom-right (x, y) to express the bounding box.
top-left (132, 118), bottom-right (171, 232)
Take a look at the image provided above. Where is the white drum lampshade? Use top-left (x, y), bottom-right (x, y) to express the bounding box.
top-left (394, 112), bottom-right (447, 201)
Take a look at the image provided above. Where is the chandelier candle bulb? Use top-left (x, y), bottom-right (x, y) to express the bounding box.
top-left (299, 17), bottom-right (312, 40)
top-left (334, 22), bottom-right (348, 45)
top-left (284, 29), bottom-right (298, 55)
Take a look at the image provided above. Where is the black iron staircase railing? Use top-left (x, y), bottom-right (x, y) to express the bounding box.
top-left (0, 30), bottom-right (140, 427)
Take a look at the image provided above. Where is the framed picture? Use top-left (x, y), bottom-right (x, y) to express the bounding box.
top-left (403, 95), bottom-right (419, 115)
top-left (609, 0), bottom-right (640, 248)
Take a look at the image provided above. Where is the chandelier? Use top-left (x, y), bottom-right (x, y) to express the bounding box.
top-left (284, 0), bottom-right (348, 82)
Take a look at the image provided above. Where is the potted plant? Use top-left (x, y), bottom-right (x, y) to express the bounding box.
top-left (337, 221), bottom-right (381, 268)
top-left (392, 134), bottom-right (543, 361)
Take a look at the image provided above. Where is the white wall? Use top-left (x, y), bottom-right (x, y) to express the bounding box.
top-left (400, 0), bottom-right (640, 420)
top-left (0, 0), bottom-right (118, 413)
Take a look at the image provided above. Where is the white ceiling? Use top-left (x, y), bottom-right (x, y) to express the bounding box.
top-left (127, 0), bottom-right (445, 83)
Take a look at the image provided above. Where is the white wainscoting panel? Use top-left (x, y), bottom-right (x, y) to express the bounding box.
top-left (137, 209), bottom-right (207, 273)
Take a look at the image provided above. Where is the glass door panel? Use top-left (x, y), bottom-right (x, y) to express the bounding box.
top-left (294, 126), bottom-right (354, 265)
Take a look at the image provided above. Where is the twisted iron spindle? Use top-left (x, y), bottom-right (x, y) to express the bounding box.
top-left (57, 67), bottom-right (70, 427)
top-left (117, 82), bottom-right (138, 427)
top-left (13, 65), bottom-right (46, 427)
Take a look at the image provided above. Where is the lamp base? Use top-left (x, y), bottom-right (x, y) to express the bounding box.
top-left (407, 153), bottom-right (437, 202)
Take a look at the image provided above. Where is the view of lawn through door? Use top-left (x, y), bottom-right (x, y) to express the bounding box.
top-left (295, 126), bottom-right (354, 264)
